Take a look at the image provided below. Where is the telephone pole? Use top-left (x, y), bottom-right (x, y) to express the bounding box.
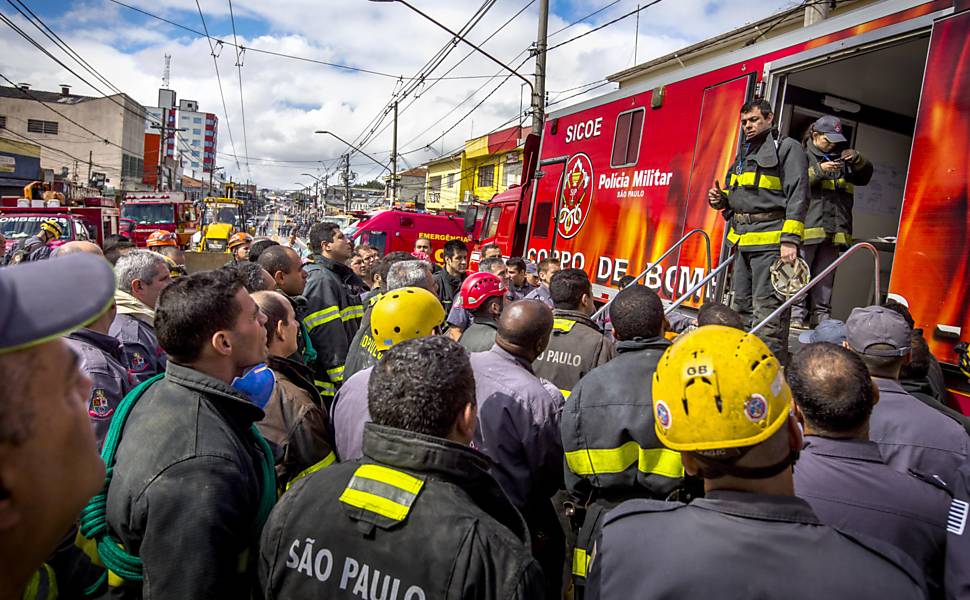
top-left (390, 100), bottom-right (398, 204)
top-left (150, 107), bottom-right (185, 191)
top-left (532, 0), bottom-right (549, 134)
top-left (342, 154), bottom-right (352, 212)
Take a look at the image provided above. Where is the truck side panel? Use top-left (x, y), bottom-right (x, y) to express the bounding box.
top-left (889, 9), bottom-right (970, 368)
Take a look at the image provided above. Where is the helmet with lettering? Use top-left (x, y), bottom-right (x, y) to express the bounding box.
top-left (651, 325), bottom-right (791, 452)
top-left (40, 218), bottom-right (63, 239)
top-left (460, 272), bottom-right (506, 310)
top-left (146, 230), bottom-right (178, 248)
top-left (228, 232), bottom-right (254, 251)
top-left (370, 287), bottom-right (445, 352)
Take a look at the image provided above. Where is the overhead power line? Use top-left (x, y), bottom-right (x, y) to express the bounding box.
top-left (105, 0), bottom-right (512, 81)
top-left (195, 0), bottom-right (241, 172)
top-left (226, 0), bottom-right (250, 179)
top-left (548, 0), bottom-right (665, 51)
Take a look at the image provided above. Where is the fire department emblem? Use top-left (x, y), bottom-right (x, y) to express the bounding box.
top-left (88, 388), bottom-right (113, 419)
top-left (557, 153), bottom-right (594, 239)
top-left (130, 351), bottom-right (146, 371)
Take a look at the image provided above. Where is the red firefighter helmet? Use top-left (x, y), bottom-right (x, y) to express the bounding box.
top-left (146, 230), bottom-right (178, 248)
top-left (460, 272), bottom-right (506, 310)
top-left (227, 232), bottom-right (254, 251)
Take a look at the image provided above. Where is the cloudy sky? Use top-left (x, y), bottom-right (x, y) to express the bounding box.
top-left (1, 0), bottom-right (802, 189)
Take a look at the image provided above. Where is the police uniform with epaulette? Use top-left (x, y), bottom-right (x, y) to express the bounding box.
top-left (259, 423), bottom-right (545, 599)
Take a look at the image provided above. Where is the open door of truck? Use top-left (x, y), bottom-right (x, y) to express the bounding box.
top-left (889, 8), bottom-right (970, 375)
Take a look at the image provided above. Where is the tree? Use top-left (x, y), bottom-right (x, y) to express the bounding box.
top-left (360, 179), bottom-right (384, 190)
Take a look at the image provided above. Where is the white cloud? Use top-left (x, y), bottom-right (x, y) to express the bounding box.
top-left (0, 0), bottom-right (797, 188)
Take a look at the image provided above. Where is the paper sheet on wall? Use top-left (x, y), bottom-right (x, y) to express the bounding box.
top-left (853, 162), bottom-right (906, 217)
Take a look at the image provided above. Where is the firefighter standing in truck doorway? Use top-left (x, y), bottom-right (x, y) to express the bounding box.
top-left (792, 115), bottom-right (873, 328)
top-left (708, 98), bottom-right (809, 364)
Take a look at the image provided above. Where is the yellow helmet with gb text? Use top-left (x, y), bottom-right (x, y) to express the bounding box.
top-left (651, 325), bottom-right (791, 452)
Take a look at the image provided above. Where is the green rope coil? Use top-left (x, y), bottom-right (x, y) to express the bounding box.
top-left (79, 373), bottom-right (278, 584)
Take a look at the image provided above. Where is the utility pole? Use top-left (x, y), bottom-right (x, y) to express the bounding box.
top-left (150, 107), bottom-right (186, 191)
top-left (391, 100), bottom-right (398, 205)
top-left (532, 0), bottom-right (549, 134)
top-left (342, 154), bottom-right (351, 213)
top-left (87, 150), bottom-right (93, 186)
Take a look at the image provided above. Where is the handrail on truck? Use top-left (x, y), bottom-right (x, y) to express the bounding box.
top-left (592, 228), bottom-right (712, 321)
top-left (750, 242), bottom-right (881, 335)
top-left (664, 252), bottom-right (736, 316)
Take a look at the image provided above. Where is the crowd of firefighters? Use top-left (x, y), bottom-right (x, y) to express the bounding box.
top-left (2, 99), bottom-right (970, 600)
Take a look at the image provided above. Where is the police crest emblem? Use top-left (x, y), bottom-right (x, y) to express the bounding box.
top-left (89, 388), bottom-right (114, 419)
top-left (130, 351), bottom-right (146, 371)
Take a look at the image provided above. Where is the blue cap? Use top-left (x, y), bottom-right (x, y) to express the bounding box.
top-left (0, 253), bottom-right (116, 354)
top-left (798, 319), bottom-right (847, 346)
top-left (813, 115), bottom-right (847, 143)
top-left (846, 306), bottom-right (911, 357)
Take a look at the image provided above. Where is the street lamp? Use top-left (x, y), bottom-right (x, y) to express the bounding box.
top-left (315, 130), bottom-right (393, 212)
top-left (369, 0), bottom-right (538, 132)
top-left (301, 173), bottom-right (326, 213)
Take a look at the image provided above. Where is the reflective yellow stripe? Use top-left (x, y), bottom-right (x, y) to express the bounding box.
top-left (339, 488), bottom-right (413, 521)
top-left (304, 306), bottom-right (340, 331)
top-left (314, 380), bottom-right (336, 396)
top-left (341, 305), bottom-right (364, 321)
top-left (22, 564), bottom-right (58, 600)
top-left (553, 318), bottom-right (576, 332)
top-left (803, 227), bottom-right (827, 241)
top-left (727, 221), bottom-right (804, 247)
top-left (572, 548), bottom-right (590, 578)
top-left (286, 452), bottom-right (336, 490)
top-left (339, 464), bottom-right (425, 521)
top-left (820, 178), bottom-right (854, 193)
top-left (560, 388), bottom-right (571, 399)
top-left (354, 464), bottom-right (424, 493)
top-left (832, 232), bottom-right (852, 245)
top-left (327, 365), bottom-right (345, 383)
top-left (565, 441), bottom-right (684, 478)
top-left (731, 171), bottom-right (782, 190)
top-left (782, 219), bottom-right (804, 238)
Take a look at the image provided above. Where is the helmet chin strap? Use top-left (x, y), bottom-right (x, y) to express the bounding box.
top-left (690, 447), bottom-right (800, 480)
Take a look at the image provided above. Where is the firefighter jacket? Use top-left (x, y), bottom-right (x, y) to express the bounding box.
top-left (103, 362), bottom-right (273, 599)
top-left (65, 328), bottom-right (132, 451)
top-left (109, 290), bottom-right (167, 384)
top-left (258, 423), bottom-right (546, 600)
top-left (258, 355), bottom-right (336, 488)
top-left (803, 141), bottom-right (873, 246)
top-left (532, 309), bottom-right (616, 396)
top-left (301, 254), bottom-right (365, 400)
top-left (794, 436), bottom-right (966, 597)
top-left (561, 337), bottom-right (683, 502)
top-left (343, 293), bottom-right (383, 381)
top-left (433, 269), bottom-right (466, 314)
top-left (723, 130), bottom-right (810, 253)
top-left (459, 316), bottom-right (499, 353)
top-left (587, 491), bottom-right (927, 599)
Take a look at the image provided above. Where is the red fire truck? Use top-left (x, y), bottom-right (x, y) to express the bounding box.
top-left (465, 0), bottom-right (970, 404)
top-left (1, 191), bottom-right (120, 251)
top-left (121, 191), bottom-right (199, 248)
top-left (347, 208), bottom-right (472, 266)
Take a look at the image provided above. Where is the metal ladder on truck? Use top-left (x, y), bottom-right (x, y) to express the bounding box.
top-left (591, 229), bottom-right (715, 322)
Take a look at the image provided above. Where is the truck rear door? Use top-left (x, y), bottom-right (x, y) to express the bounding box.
top-left (889, 8), bottom-right (970, 371)
top-left (524, 157), bottom-right (568, 264)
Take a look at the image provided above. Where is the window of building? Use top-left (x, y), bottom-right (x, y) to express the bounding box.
top-left (191, 150), bottom-right (200, 157)
top-left (505, 160), bottom-right (522, 188)
top-left (610, 108), bottom-right (645, 168)
top-left (192, 128), bottom-right (201, 135)
top-left (477, 164), bottom-right (495, 188)
top-left (121, 154), bottom-right (144, 179)
top-left (193, 117), bottom-right (202, 124)
top-left (192, 161), bottom-right (200, 168)
top-left (205, 140), bottom-right (212, 147)
top-left (191, 139), bottom-right (200, 146)
top-left (0, 115), bottom-right (5, 129)
top-left (27, 119), bottom-right (58, 135)
top-left (446, 173), bottom-right (455, 188)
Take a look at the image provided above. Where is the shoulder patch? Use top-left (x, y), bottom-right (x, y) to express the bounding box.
top-left (948, 498), bottom-right (968, 535)
top-left (602, 498), bottom-right (684, 525)
top-left (88, 388), bottom-right (114, 419)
